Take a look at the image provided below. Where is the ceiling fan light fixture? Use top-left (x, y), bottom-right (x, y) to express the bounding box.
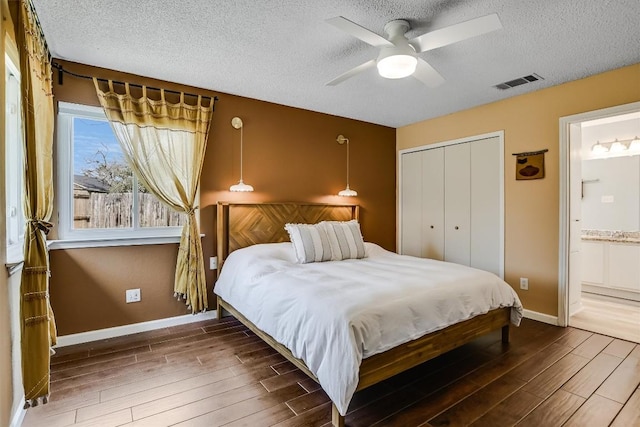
top-left (377, 53), bottom-right (417, 79)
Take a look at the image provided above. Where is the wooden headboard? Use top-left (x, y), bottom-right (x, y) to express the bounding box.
top-left (216, 202), bottom-right (359, 274)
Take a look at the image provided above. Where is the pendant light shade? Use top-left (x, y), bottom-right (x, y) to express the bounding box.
top-left (336, 134), bottom-right (357, 197)
top-left (338, 187), bottom-right (358, 197)
top-left (230, 117), bottom-right (253, 192)
top-left (229, 180), bottom-right (254, 192)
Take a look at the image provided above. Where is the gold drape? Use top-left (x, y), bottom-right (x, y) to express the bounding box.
top-left (17, 0), bottom-right (57, 407)
top-left (93, 79), bottom-right (214, 313)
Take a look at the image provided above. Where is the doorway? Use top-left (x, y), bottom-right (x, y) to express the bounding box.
top-left (559, 101), bottom-right (640, 343)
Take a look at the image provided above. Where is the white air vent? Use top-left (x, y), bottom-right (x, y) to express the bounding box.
top-left (494, 74), bottom-right (543, 90)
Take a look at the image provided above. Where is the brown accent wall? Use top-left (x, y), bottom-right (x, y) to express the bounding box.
top-left (50, 244), bottom-right (184, 333)
top-left (397, 64), bottom-right (640, 317)
top-left (50, 60), bottom-right (396, 335)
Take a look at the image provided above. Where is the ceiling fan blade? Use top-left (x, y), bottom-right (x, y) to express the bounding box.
top-left (409, 13), bottom-right (502, 53)
top-left (326, 16), bottom-right (394, 48)
top-left (326, 59), bottom-right (377, 86)
top-left (413, 59), bottom-right (445, 87)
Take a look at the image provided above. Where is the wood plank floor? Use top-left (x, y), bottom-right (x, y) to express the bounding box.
top-left (22, 317), bottom-right (640, 427)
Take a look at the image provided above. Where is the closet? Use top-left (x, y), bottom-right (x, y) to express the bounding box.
top-left (400, 133), bottom-right (504, 278)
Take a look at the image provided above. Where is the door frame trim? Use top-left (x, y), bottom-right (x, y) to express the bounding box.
top-left (397, 130), bottom-right (504, 278)
top-left (558, 101), bottom-right (640, 327)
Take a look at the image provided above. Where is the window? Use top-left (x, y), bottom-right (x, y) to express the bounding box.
top-left (5, 56), bottom-right (24, 263)
top-left (56, 102), bottom-right (185, 244)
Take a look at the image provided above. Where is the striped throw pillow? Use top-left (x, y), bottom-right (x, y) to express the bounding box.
top-left (284, 223), bottom-right (333, 264)
top-left (321, 220), bottom-right (366, 261)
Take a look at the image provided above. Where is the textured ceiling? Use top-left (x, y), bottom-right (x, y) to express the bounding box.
top-left (32, 0), bottom-right (640, 128)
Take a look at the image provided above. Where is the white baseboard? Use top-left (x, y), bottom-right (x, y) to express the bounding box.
top-left (55, 310), bottom-right (218, 348)
top-left (523, 309), bottom-right (559, 326)
top-left (10, 396), bottom-right (25, 427)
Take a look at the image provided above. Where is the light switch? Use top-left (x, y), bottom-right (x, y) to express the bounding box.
top-left (601, 195), bottom-right (614, 203)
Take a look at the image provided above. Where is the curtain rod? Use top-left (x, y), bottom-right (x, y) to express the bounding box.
top-left (28, 0), bottom-right (52, 62)
top-left (51, 61), bottom-right (219, 103)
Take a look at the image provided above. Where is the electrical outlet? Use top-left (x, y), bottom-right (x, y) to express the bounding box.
top-left (126, 288), bottom-right (141, 303)
top-left (210, 256), bottom-right (218, 270)
top-left (519, 278), bottom-right (529, 290)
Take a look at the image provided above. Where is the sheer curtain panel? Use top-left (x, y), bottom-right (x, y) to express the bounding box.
top-left (93, 79), bottom-right (214, 313)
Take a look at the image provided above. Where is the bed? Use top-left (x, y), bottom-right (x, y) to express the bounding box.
top-left (215, 202), bottom-right (523, 426)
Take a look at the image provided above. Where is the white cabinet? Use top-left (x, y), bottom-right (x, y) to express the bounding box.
top-left (608, 244), bottom-right (640, 292)
top-left (581, 241), bottom-right (604, 284)
top-left (400, 135), bottom-right (503, 277)
top-left (581, 240), bottom-right (640, 301)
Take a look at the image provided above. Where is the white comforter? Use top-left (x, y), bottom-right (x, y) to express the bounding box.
top-left (214, 242), bottom-right (523, 415)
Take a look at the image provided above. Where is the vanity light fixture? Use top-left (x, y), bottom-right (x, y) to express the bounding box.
top-left (609, 139), bottom-right (628, 153)
top-left (229, 117), bottom-right (254, 192)
top-left (591, 137), bottom-right (640, 155)
top-left (591, 140), bottom-right (609, 154)
top-left (336, 134), bottom-right (357, 197)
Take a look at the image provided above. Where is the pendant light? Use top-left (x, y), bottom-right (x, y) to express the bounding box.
top-left (229, 117), bottom-right (254, 192)
top-left (336, 135), bottom-right (357, 197)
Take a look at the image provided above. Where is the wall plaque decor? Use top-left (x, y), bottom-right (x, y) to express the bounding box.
top-left (513, 149), bottom-right (548, 180)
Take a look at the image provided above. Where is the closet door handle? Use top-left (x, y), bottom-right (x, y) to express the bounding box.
top-left (430, 225), bottom-right (434, 229)
top-left (454, 226), bottom-right (459, 230)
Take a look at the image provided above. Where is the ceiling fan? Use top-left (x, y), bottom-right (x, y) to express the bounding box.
top-left (325, 13), bottom-right (502, 87)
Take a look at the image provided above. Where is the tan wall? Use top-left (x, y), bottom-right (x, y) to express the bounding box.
top-left (397, 64), bottom-right (640, 316)
top-left (50, 60), bottom-right (396, 335)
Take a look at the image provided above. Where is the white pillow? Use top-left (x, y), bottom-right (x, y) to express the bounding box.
top-left (321, 220), bottom-right (366, 261)
top-left (284, 223), bottom-right (333, 264)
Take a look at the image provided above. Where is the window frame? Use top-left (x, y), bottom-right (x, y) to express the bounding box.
top-left (5, 54), bottom-right (25, 265)
top-left (56, 101), bottom-right (186, 246)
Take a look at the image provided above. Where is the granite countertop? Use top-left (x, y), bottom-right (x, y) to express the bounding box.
top-left (581, 229), bottom-right (640, 243)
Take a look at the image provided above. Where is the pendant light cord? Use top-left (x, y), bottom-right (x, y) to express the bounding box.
top-left (239, 126), bottom-right (244, 181)
top-left (346, 139), bottom-right (350, 188)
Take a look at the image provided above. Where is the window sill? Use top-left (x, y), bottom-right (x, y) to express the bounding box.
top-left (5, 244), bottom-right (24, 275)
top-left (5, 260), bottom-right (24, 276)
top-left (48, 235), bottom-right (183, 250)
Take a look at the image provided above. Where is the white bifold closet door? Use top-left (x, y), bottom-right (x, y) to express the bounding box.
top-left (444, 143), bottom-right (471, 265)
top-left (469, 137), bottom-right (501, 275)
top-left (400, 151), bottom-right (422, 257)
top-left (400, 135), bottom-right (502, 278)
top-left (421, 148), bottom-right (445, 260)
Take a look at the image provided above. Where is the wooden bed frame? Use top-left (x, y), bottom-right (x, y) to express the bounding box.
top-left (215, 202), bottom-right (511, 427)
